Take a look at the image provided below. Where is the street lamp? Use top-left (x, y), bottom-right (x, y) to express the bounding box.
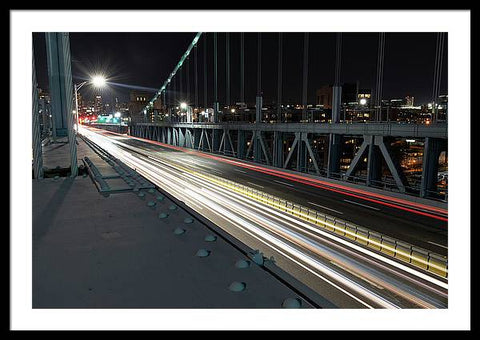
top-left (74, 75), bottom-right (107, 132)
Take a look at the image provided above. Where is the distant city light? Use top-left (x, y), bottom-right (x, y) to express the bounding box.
top-left (359, 98), bottom-right (367, 105)
top-left (114, 112), bottom-right (121, 118)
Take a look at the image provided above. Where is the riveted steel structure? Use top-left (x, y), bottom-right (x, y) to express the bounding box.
top-left (44, 32), bottom-right (78, 177)
top-left (127, 32), bottom-right (448, 201)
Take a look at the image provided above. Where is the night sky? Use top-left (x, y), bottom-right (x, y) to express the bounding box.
top-left (33, 32), bottom-right (448, 107)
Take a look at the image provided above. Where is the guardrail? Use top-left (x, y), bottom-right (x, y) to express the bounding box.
top-left (192, 170), bottom-right (448, 279)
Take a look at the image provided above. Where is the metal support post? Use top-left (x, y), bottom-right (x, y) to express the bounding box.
top-left (327, 133), bottom-right (342, 177)
top-left (212, 129), bottom-right (221, 152)
top-left (237, 130), bottom-right (246, 159)
top-left (420, 137), bottom-right (443, 197)
top-left (273, 131), bottom-right (284, 168)
top-left (366, 136), bottom-right (382, 187)
top-left (45, 32), bottom-right (77, 176)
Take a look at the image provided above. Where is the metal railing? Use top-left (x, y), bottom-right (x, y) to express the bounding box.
top-left (191, 169), bottom-right (448, 279)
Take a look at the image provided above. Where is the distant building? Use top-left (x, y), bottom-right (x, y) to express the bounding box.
top-left (38, 88), bottom-right (50, 103)
top-left (390, 98), bottom-right (404, 107)
top-left (316, 85), bottom-right (332, 109)
top-left (357, 89), bottom-right (372, 107)
top-left (94, 94), bottom-right (103, 115)
top-left (342, 83), bottom-right (358, 105)
top-left (405, 95), bottom-right (415, 107)
top-left (315, 82), bottom-right (359, 109)
top-left (128, 91), bottom-right (151, 116)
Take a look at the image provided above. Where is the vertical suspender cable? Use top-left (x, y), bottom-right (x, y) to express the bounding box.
top-left (214, 32), bottom-right (218, 105)
top-left (179, 64), bottom-right (183, 102)
top-left (226, 32), bottom-right (230, 107)
top-left (375, 32), bottom-right (385, 121)
top-left (432, 32), bottom-right (445, 123)
top-left (174, 74), bottom-right (177, 111)
top-left (204, 33), bottom-right (208, 109)
top-left (186, 54), bottom-right (190, 104)
top-left (335, 33), bottom-right (342, 86)
top-left (194, 42), bottom-right (198, 109)
top-left (240, 32), bottom-right (245, 105)
top-left (302, 32), bottom-right (309, 122)
top-left (277, 32), bottom-right (283, 122)
top-left (257, 33), bottom-right (262, 96)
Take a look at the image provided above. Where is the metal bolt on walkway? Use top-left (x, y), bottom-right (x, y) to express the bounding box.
top-left (228, 281), bottom-right (246, 292)
top-left (173, 227), bottom-right (186, 235)
top-left (235, 259), bottom-right (251, 269)
top-left (282, 297), bottom-right (302, 308)
top-left (204, 235), bottom-right (217, 242)
top-left (196, 249), bottom-right (210, 257)
top-left (158, 212), bottom-right (169, 219)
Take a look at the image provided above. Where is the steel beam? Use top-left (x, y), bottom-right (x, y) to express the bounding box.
top-left (284, 133), bottom-right (300, 169)
top-left (366, 136), bottom-right (382, 187)
top-left (256, 95), bottom-right (263, 123)
top-left (345, 137), bottom-right (369, 178)
top-left (237, 129), bottom-right (246, 159)
top-left (303, 133), bottom-right (320, 175)
top-left (420, 137), bottom-right (445, 197)
top-left (138, 122), bottom-right (447, 139)
top-left (376, 136), bottom-right (407, 192)
top-left (45, 32), bottom-right (77, 176)
top-left (327, 133), bottom-right (342, 177)
top-left (273, 131), bottom-right (284, 168)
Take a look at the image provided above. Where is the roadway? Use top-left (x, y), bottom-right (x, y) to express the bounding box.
top-left (79, 125), bottom-right (448, 309)
top-left (94, 127), bottom-right (448, 255)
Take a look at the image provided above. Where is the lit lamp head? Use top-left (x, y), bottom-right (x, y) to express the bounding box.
top-left (180, 102), bottom-right (187, 110)
top-left (91, 75), bottom-right (107, 88)
top-left (359, 98), bottom-right (367, 105)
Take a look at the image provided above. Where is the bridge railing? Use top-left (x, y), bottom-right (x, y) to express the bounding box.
top-left (191, 169), bottom-right (448, 279)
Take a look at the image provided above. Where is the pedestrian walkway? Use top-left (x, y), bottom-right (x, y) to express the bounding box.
top-left (32, 136), bottom-right (322, 308)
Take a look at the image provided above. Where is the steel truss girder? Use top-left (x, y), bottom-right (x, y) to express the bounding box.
top-left (345, 135), bottom-right (408, 192)
top-left (198, 128), bottom-right (212, 152)
top-left (283, 132), bottom-right (320, 174)
top-left (246, 130), bottom-right (271, 165)
top-left (137, 122), bottom-right (447, 139)
top-left (218, 129), bottom-right (236, 157)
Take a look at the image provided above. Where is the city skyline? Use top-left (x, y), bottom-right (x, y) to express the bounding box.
top-left (33, 32), bottom-right (448, 106)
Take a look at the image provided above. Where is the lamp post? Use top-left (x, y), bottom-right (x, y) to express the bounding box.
top-left (74, 81), bottom-right (87, 132)
top-left (74, 75), bottom-right (107, 132)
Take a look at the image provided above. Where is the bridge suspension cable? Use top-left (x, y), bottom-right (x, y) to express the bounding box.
top-left (140, 32), bottom-right (202, 115)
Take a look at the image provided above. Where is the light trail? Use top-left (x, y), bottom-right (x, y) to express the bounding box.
top-left (101, 129), bottom-right (447, 221)
top-left (79, 126), bottom-right (448, 308)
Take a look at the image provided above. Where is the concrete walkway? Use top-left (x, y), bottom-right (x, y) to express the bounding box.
top-left (33, 137), bottom-right (316, 308)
